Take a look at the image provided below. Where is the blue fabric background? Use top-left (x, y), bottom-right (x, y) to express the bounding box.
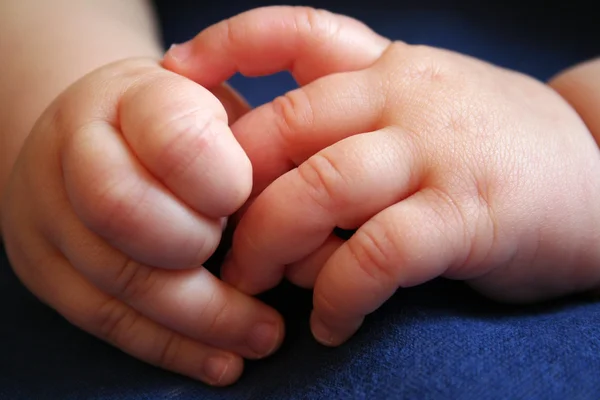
top-left (1, 1), bottom-right (599, 399)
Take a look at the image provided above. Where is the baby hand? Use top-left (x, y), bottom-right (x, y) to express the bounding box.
top-left (165, 7), bottom-right (600, 346)
top-left (1, 58), bottom-right (283, 385)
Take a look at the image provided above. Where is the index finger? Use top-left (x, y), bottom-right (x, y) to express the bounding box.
top-left (162, 6), bottom-right (390, 86)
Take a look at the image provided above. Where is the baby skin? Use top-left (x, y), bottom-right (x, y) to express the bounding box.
top-left (1, 59), bottom-right (287, 385)
top-left (164, 7), bottom-right (600, 348)
top-left (2, 5), bottom-right (600, 387)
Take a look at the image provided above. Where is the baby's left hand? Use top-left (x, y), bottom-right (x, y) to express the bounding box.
top-left (165, 6), bottom-right (600, 346)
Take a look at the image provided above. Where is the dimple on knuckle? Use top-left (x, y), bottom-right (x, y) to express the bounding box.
top-left (408, 61), bottom-right (447, 86)
top-left (298, 153), bottom-right (345, 212)
top-left (271, 90), bottom-right (313, 146)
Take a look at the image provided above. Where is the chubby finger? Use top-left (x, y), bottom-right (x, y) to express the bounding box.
top-left (232, 69), bottom-right (386, 196)
top-left (58, 61), bottom-right (249, 269)
top-left (310, 189), bottom-right (471, 346)
top-left (221, 127), bottom-right (424, 294)
top-left (9, 234), bottom-right (244, 386)
top-left (47, 201), bottom-right (284, 360)
top-left (163, 6), bottom-right (391, 86)
top-left (61, 115), bottom-right (221, 269)
top-left (163, 6), bottom-right (393, 201)
top-left (119, 70), bottom-right (251, 218)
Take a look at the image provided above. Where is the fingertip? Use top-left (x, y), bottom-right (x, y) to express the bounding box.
top-left (310, 312), bottom-right (336, 346)
top-left (162, 28), bottom-right (234, 88)
top-left (162, 42), bottom-right (194, 70)
top-left (246, 316), bottom-right (286, 359)
top-left (310, 310), bottom-right (363, 347)
top-left (201, 353), bottom-right (244, 386)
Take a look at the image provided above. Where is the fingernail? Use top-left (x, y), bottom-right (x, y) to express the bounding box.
top-left (311, 314), bottom-right (335, 346)
top-left (166, 42), bottom-right (193, 63)
top-left (247, 321), bottom-right (280, 357)
top-left (203, 355), bottom-right (231, 385)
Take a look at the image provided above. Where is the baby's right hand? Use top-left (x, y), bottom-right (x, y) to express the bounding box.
top-left (1, 59), bottom-right (284, 386)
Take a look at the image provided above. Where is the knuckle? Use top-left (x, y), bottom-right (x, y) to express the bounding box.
top-left (270, 89), bottom-right (314, 149)
top-left (113, 259), bottom-right (161, 302)
top-left (155, 332), bottom-right (182, 370)
top-left (293, 7), bottom-right (339, 44)
top-left (95, 298), bottom-right (138, 345)
top-left (196, 288), bottom-right (229, 338)
top-left (222, 15), bottom-right (244, 52)
top-left (297, 152), bottom-right (348, 212)
top-left (348, 220), bottom-right (399, 286)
